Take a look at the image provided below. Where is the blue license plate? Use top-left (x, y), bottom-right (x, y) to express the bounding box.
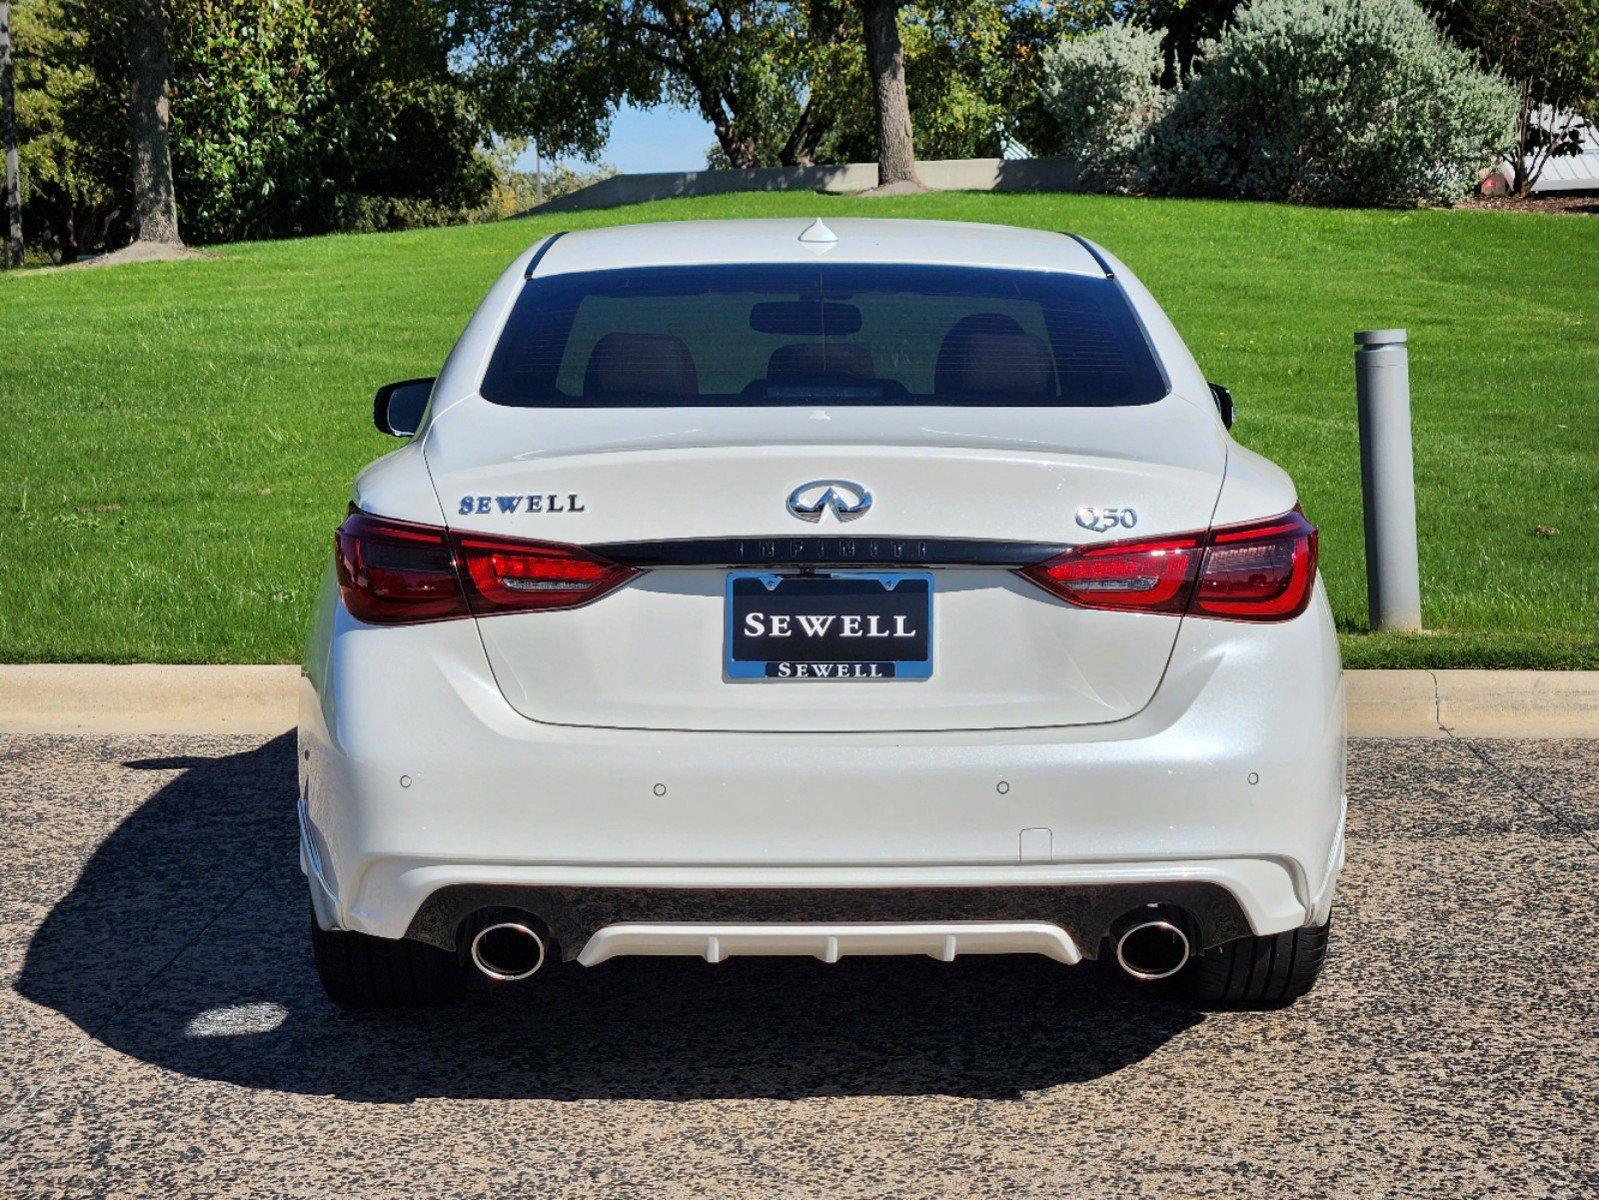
top-left (724, 571), bottom-right (934, 681)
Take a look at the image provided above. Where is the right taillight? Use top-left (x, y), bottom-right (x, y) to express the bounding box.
top-left (334, 509), bottom-right (637, 625)
top-left (1190, 511), bottom-right (1318, 619)
top-left (452, 530), bottom-right (637, 615)
top-left (1020, 509), bottom-right (1318, 622)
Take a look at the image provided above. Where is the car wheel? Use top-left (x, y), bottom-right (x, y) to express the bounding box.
top-left (309, 905), bottom-right (464, 1007)
top-left (1181, 919), bottom-right (1330, 1007)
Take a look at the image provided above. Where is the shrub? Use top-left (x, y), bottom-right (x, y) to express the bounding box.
top-left (1040, 23), bottom-right (1170, 191)
top-left (331, 160), bottom-right (619, 233)
top-left (329, 194), bottom-right (492, 236)
top-left (1148, 0), bottom-right (1518, 207)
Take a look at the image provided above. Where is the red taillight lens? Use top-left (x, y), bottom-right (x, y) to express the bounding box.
top-left (1191, 511), bottom-right (1318, 619)
top-left (1020, 535), bottom-right (1205, 614)
top-left (1019, 509), bottom-right (1318, 622)
top-left (335, 511), bottom-right (470, 624)
top-left (334, 509), bottom-right (636, 624)
top-left (452, 531), bottom-right (637, 614)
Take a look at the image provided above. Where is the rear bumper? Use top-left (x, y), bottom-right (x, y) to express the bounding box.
top-left (299, 572), bottom-right (1346, 954)
top-left (397, 879), bottom-right (1260, 961)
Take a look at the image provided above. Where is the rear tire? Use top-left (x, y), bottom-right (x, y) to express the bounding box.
top-left (1181, 919), bottom-right (1330, 1007)
top-left (310, 906), bottom-right (464, 1007)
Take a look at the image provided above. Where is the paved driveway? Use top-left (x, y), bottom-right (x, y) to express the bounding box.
top-left (1, 734), bottom-right (1594, 1198)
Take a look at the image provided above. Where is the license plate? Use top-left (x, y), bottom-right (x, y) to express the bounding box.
top-left (724, 571), bottom-right (933, 680)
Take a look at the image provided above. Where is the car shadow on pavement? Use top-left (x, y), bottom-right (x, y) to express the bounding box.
top-left (18, 735), bottom-right (1202, 1102)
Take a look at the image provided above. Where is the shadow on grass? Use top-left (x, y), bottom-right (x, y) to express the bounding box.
top-left (17, 735), bottom-right (1200, 1102)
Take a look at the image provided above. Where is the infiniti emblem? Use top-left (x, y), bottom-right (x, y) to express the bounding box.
top-left (787, 479), bottom-right (872, 523)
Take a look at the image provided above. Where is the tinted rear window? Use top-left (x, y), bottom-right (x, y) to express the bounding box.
top-left (480, 263), bottom-right (1168, 408)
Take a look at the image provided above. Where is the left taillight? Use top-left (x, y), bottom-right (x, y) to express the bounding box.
top-left (335, 511), bottom-right (470, 624)
top-left (334, 509), bottom-right (636, 625)
top-left (1019, 509), bottom-right (1318, 622)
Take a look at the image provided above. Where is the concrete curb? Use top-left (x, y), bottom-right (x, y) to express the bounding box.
top-left (1354, 669), bottom-right (1599, 738)
top-left (0, 665), bottom-right (1594, 738)
top-left (0, 665), bottom-right (302, 736)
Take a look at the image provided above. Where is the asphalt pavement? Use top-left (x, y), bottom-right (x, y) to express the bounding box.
top-left (0, 733), bottom-right (1594, 1198)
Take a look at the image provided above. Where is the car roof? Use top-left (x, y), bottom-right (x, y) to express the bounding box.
top-left (528, 218), bottom-right (1108, 279)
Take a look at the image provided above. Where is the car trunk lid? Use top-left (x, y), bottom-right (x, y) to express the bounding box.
top-left (424, 397), bottom-right (1226, 732)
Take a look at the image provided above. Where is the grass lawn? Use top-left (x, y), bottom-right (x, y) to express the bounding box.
top-left (1, 191), bottom-right (1595, 668)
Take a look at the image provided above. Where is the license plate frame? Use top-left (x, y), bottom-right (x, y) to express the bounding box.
top-left (723, 570), bottom-right (934, 681)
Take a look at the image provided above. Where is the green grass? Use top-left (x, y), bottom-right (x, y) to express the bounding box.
top-left (1, 191), bottom-right (1596, 667)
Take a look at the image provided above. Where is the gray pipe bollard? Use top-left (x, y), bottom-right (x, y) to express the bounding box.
top-left (1354, 329), bottom-right (1422, 632)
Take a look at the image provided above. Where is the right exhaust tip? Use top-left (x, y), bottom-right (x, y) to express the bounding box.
top-left (1114, 918), bottom-right (1192, 982)
top-left (469, 918), bottom-right (547, 982)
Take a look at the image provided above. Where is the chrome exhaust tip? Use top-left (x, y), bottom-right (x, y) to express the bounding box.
top-left (1114, 918), bottom-right (1192, 982)
top-left (469, 919), bottom-right (547, 982)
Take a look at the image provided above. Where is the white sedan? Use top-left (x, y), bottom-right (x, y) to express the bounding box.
top-left (300, 218), bottom-right (1344, 1008)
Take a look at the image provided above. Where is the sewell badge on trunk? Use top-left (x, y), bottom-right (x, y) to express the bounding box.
top-left (725, 572), bottom-right (934, 680)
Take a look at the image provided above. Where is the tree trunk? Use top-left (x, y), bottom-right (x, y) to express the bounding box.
top-left (1, 3), bottom-right (23, 267)
top-left (128, 0), bottom-right (181, 245)
top-left (701, 97), bottom-right (759, 169)
top-left (1511, 83), bottom-right (1533, 197)
top-left (718, 133), bottom-right (760, 169)
top-left (861, 0), bottom-right (918, 187)
top-left (778, 95), bottom-right (832, 168)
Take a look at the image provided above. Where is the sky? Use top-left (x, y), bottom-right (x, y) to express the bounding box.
top-left (516, 103), bottom-right (716, 176)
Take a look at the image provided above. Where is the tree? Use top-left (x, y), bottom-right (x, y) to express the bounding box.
top-left (456, 1), bottom-right (1105, 172)
top-left (13, 0), bottom-right (497, 252)
top-left (455, 2), bottom-right (849, 169)
top-left (126, 0), bottom-right (179, 244)
top-left (1423, 0), bottom-right (1599, 194)
top-left (1, 3), bottom-right (22, 266)
top-left (1126, 0), bottom-right (1239, 81)
top-left (807, 2), bottom-right (1115, 164)
top-left (8, 0), bottom-right (126, 262)
top-left (860, 0), bottom-right (920, 185)
top-left (167, 0), bottom-right (494, 242)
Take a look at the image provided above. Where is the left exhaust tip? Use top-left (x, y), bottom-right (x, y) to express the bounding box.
top-left (469, 916), bottom-right (547, 982)
top-left (1113, 913), bottom-right (1192, 982)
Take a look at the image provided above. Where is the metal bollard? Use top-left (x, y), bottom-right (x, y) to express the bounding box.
top-left (1354, 329), bottom-right (1422, 632)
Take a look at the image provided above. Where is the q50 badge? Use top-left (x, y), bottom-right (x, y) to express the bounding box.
top-left (1075, 505), bottom-right (1137, 533)
top-left (459, 493), bottom-right (586, 515)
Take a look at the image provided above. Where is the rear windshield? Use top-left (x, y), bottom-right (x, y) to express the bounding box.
top-left (480, 263), bottom-right (1168, 408)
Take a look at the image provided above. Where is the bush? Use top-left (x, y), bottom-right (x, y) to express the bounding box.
top-left (1148, 0), bottom-right (1518, 206)
top-left (1040, 23), bottom-right (1170, 191)
top-left (489, 160), bottom-right (619, 215)
top-left (329, 194), bottom-right (493, 236)
top-left (330, 157), bottom-right (620, 232)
